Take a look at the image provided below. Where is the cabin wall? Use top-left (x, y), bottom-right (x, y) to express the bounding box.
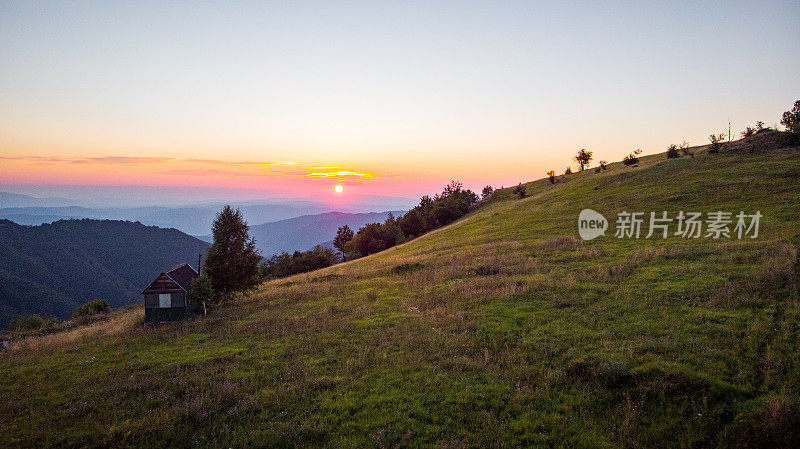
top-left (144, 300), bottom-right (199, 324)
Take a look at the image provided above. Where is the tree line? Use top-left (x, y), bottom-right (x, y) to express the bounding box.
top-left (331, 180), bottom-right (478, 260)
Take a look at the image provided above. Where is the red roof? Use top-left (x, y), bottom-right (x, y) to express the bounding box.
top-left (141, 263), bottom-right (198, 294)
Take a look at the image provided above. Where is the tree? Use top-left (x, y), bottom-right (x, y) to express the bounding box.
top-left (513, 183), bottom-right (526, 198)
top-left (481, 185), bottom-right (494, 199)
top-left (781, 100), bottom-right (800, 134)
top-left (399, 208), bottom-right (425, 239)
top-left (351, 223), bottom-right (386, 257)
top-left (574, 149), bottom-right (593, 171)
top-left (204, 205), bottom-right (261, 300)
top-left (598, 161), bottom-right (608, 170)
top-left (333, 225), bottom-right (354, 255)
top-left (186, 272), bottom-right (215, 305)
top-left (547, 170), bottom-right (556, 184)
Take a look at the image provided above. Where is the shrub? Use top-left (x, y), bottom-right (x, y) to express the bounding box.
top-left (622, 154), bottom-right (638, 166)
top-left (709, 133), bottom-right (726, 153)
top-left (666, 144), bottom-right (679, 159)
top-left (741, 127), bottom-right (756, 138)
top-left (574, 148), bottom-right (593, 171)
top-left (598, 160), bottom-right (607, 170)
top-left (513, 184), bottom-right (526, 198)
top-left (186, 272), bottom-right (215, 305)
top-left (481, 185), bottom-right (494, 199)
top-left (73, 299), bottom-right (110, 319)
top-left (679, 141), bottom-right (692, 156)
top-left (261, 245), bottom-right (340, 278)
top-left (564, 166), bottom-right (573, 175)
top-left (547, 170), bottom-right (556, 184)
top-left (6, 315), bottom-right (61, 334)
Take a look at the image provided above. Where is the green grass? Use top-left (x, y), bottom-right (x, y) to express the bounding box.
top-left (2, 134), bottom-right (799, 448)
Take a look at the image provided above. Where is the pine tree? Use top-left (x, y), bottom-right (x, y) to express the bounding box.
top-left (204, 205), bottom-right (261, 299)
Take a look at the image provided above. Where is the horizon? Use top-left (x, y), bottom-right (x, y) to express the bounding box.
top-left (2, 1), bottom-right (799, 202)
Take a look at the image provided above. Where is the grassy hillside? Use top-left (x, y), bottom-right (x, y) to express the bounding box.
top-left (1, 134), bottom-right (799, 448)
top-left (0, 219), bottom-right (208, 325)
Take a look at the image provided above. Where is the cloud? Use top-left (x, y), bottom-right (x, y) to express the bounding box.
top-left (156, 168), bottom-right (265, 177)
top-left (87, 156), bottom-right (174, 164)
top-left (2, 153), bottom-right (380, 183)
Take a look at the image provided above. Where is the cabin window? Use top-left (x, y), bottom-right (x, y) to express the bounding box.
top-left (159, 293), bottom-right (171, 308)
top-left (145, 294), bottom-right (158, 308)
top-left (171, 293), bottom-right (185, 307)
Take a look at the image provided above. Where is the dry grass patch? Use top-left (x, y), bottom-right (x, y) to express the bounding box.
top-left (9, 307), bottom-right (142, 352)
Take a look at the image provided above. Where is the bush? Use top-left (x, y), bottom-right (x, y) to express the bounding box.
top-left (513, 184), bottom-right (526, 198)
top-left (6, 315), bottom-right (61, 334)
top-left (598, 160), bottom-right (607, 170)
top-left (666, 144), bottom-right (680, 159)
top-left (709, 133), bottom-right (726, 153)
top-left (481, 185), bottom-right (494, 199)
top-left (73, 299), bottom-right (110, 319)
top-left (186, 272), bottom-right (215, 304)
top-left (622, 154), bottom-right (638, 166)
top-left (547, 170), bottom-right (556, 184)
top-left (741, 126), bottom-right (756, 138)
top-left (261, 245), bottom-right (339, 279)
top-left (677, 141), bottom-right (691, 157)
top-left (564, 167), bottom-right (573, 175)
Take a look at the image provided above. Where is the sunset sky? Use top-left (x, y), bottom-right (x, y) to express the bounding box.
top-left (2, 1), bottom-right (799, 201)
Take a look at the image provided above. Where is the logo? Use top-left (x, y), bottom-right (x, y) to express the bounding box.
top-left (578, 209), bottom-right (608, 240)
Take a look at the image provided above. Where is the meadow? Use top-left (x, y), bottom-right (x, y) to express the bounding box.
top-left (2, 132), bottom-right (799, 448)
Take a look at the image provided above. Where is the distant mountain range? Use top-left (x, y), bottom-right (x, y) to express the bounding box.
top-left (0, 219), bottom-right (208, 326)
top-left (0, 191), bottom-right (417, 235)
top-left (197, 211), bottom-right (404, 257)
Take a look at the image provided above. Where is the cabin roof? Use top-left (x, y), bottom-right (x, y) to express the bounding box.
top-left (141, 263), bottom-right (198, 294)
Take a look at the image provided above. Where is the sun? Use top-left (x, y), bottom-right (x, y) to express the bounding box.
top-left (334, 184), bottom-right (344, 193)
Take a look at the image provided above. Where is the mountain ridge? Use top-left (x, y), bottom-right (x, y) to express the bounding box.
top-left (0, 219), bottom-right (208, 325)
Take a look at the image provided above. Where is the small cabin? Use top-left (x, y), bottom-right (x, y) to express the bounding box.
top-left (141, 263), bottom-right (199, 324)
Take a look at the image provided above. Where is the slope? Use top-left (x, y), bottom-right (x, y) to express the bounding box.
top-left (0, 219), bottom-right (209, 325)
top-left (1, 133), bottom-right (798, 448)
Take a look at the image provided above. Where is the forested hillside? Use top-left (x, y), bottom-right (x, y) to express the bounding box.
top-left (0, 219), bottom-right (208, 325)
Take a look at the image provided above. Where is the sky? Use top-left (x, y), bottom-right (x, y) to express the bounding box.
top-left (1, 0), bottom-right (799, 202)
